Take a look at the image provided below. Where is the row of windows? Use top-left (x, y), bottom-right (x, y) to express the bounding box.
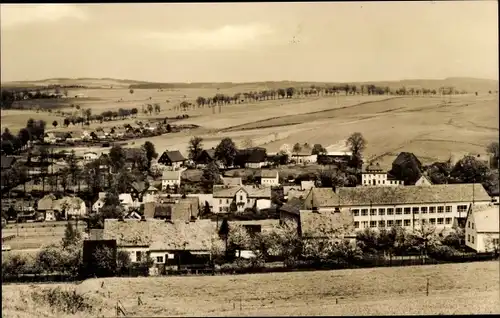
top-left (354, 217), bottom-right (453, 228)
top-left (467, 221), bottom-right (475, 229)
top-left (219, 198), bottom-right (252, 204)
top-left (467, 234), bottom-right (475, 244)
top-left (352, 205), bottom-right (468, 217)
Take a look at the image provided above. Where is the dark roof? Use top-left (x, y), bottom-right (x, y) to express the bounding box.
top-left (1, 156), bottom-right (16, 169)
top-left (392, 152), bottom-right (422, 169)
top-left (124, 148), bottom-right (144, 161)
top-left (159, 150), bottom-right (186, 164)
top-left (365, 162), bottom-right (384, 172)
top-left (130, 181), bottom-right (147, 193)
top-left (300, 209), bottom-right (354, 239)
top-left (305, 184), bottom-right (491, 207)
top-left (195, 149), bottom-right (216, 164)
top-left (154, 205), bottom-right (172, 219)
top-left (280, 197), bottom-right (305, 215)
top-left (241, 148), bottom-right (267, 163)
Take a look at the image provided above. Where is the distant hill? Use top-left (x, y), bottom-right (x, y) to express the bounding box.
top-left (2, 77), bottom-right (498, 93)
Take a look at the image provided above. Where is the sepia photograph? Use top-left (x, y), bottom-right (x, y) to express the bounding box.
top-left (1, 1), bottom-right (499, 317)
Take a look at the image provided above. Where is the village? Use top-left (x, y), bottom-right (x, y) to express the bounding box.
top-left (1, 122), bottom-right (499, 279)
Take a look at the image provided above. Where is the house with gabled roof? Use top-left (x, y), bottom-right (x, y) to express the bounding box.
top-left (362, 162), bottom-right (404, 186)
top-left (158, 150), bottom-right (186, 170)
top-left (195, 149), bottom-right (216, 167)
top-left (415, 174), bottom-right (433, 186)
top-left (260, 170), bottom-right (279, 186)
top-left (161, 170), bottom-right (181, 190)
top-left (243, 148), bottom-right (268, 168)
top-left (103, 219), bottom-right (216, 267)
top-left (465, 204), bottom-right (499, 253)
top-left (304, 183), bottom-right (491, 232)
top-left (212, 185), bottom-right (272, 213)
top-left (221, 176), bottom-right (242, 186)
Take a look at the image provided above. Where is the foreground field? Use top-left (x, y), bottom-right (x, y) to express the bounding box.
top-left (2, 261), bottom-right (499, 317)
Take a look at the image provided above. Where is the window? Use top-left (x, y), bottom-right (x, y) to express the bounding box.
top-left (383, 180), bottom-right (385, 184)
top-left (370, 209), bottom-right (377, 216)
top-left (430, 218), bottom-right (436, 225)
top-left (219, 199), bottom-right (222, 204)
top-left (247, 199), bottom-right (250, 203)
top-left (493, 238), bottom-right (499, 245)
top-left (361, 209), bottom-right (368, 216)
top-left (467, 234), bottom-right (470, 242)
top-left (404, 219), bottom-right (411, 227)
top-left (421, 207), bottom-right (428, 213)
top-left (226, 199), bottom-right (229, 204)
top-left (472, 223), bottom-right (474, 229)
top-left (468, 221), bottom-right (470, 228)
top-left (396, 220), bottom-right (402, 226)
top-left (387, 220), bottom-right (394, 227)
top-left (437, 218), bottom-right (444, 225)
top-left (445, 218), bottom-right (452, 225)
top-left (412, 207), bottom-right (419, 213)
top-left (404, 207), bottom-right (411, 214)
top-left (361, 221), bottom-right (368, 228)
top-left (136, 251), bottom-right (142, 262)
top-left (387, 208), bottom-right (394, 215)
top-left (240, 196), bottom-right (243, 201)
top-left (437, 206), bottom-right (444, 213)
top-left (421, 219), bottom-right (427, 225)
top-left (396, 208), bottom-right (402, 215)
top-left (156, 256), bottom-right (164, 263)
top-left (354, 221), bottom-right (360, 228)
top-left (378, 208), bottom-right (386, 215)
top-left (353, 209), bottom-right (360, 216)
top-left (471, 236), bottom-right (474, 243)
top-left (219, 207), bottom-right (222, 212)
top-left (370, 221), bottom-right (377, 228)
top-left (429, 206), bottom-right (436, 213)
top-left (457, 205), bottom-right (468, 213)
top-left (378, 220), bottom-right (385, 228)
top-left (445, 206), bottom-right (452, 213)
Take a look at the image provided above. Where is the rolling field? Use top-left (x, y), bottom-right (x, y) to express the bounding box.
top-left (2, 261), bottom-right (499, 317)
top-left (3, 80), bottom-right (498, 168)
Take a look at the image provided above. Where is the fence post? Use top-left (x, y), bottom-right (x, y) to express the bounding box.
top-left (426, 278), bottom-right (429, 296)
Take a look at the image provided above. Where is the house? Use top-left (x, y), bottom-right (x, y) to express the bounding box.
top-left (260, 170), bottom-right (279, 186)
top-left (103, 219), bottom-right (216, 268)
top-left (301, 181), bottom-right (315, 190)
top-left (37, 194), bottom-right (58, 221)
top-left (142, 185), bottom-right (160, 203)
top-left (158, 150), bottom-right (186, 170)
top-left (119, 193), bottom-right (139, 211)
top-left (221, 176), bottom-right (243, 186)
top-left (54, 196), bottom-right (87, 219)
top-left (304, 183), bottom-right (491, 231)
top-left (44, 132), bottom-right (70, 144)
top-left (212, 185), bottom-right (272, 213)
top-left (279, 197), bottom-right (305, 233)
top-left (415, 174), bottom-right (433, 186)
top-left (144, 197), bottom-right (199, 221)
top-left (195, 149), bottom-right (216, 167)
top-left (129, 181), bottom-right (147, 200)
top-left (92, 192), bottom-right (107, 213)
top-left (216, 219), bottom-right (280, 236)
top-left (291, 150), bottom-right (317, 165)
top-left (361, 162), bottom-right (404, 186)
top-left (1, 156), bottom-right (16, 170)
top-left (83, 151), bottom-right (98, 161)
top-left (161, 170), bottom-right (181, 190)
top-left (283, 186), bottom-right (307, 200)
top-left (241, 148), bottom-right (268, 169)
top-left (465, 204), bottom-right (499, 253)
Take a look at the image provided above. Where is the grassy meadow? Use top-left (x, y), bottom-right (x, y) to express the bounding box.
top-left (2, 261), bottom-right (498, 317)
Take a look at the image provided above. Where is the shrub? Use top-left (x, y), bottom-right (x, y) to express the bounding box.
top-left (31, 287), bottom-right (93, 315)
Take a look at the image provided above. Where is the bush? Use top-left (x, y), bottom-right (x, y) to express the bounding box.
top-left (31, 287), bottom-right (93, 315)
top-left (428, 245), bottom-right (461, 260)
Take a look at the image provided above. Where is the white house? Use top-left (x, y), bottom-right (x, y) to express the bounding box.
top-left (119, 193), bottom-right (139, 211)
top-left (83, 151), bottom-right (98, 161)
top-left (54, 196), bottom-right (87, 219)
top-left (92, 192), bottom-right (107, 213)
top-left (212, 185), bottom-right (272, 213)
top-left (361, 163), bottom-right (404, 186)
top-left (301, 181), bottom-right (315, 190)
top-left (161, 170), bottom-right (181, 190)
top-left (304, 183), bottom-right (491, 232)
top-left (415, 175), bottom-right (433, 186)
top-left (260, 170), bottom-right (279, 186)
top-left (465, 204), bottom-right (499, 253)
top-left (291, 150), bottom-right (317, 165)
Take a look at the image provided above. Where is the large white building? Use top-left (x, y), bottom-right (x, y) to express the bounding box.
top-left (260, 170), bottom-right (279, 186)
top-left (303, 184), bottom-right (491, 231)
top-left (361, 163), bottom-right (403, 186)
top-left (212, 185), bottom-right (272, 213)
top-left (465, 204), bottom-right (499, 253)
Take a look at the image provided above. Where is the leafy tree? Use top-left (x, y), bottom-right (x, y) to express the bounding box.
top-left (426, 159), bottom-right (452, 184)
top-left (215, 137), bottom-right (238, 168)
top-left (1, 128), bottom-right (14, 141)
top-left (346, 132), bottom-right (366, 170)
top-left (292, 143), bottom-right (302, 156)
top-left (486, 142), bottom-right (499, 169)
top-left (109, 145), bottom-right (126, 172)
top-left (228, 225), bottom-right (252, 258)
top-left (116, 250), bottom-right (132, 274)
top-left (311, 144), bottom-right (327, 155)
top-left (52, 120), bottom-right (58, 128)
top-left (188, 136), bottom-right (204, 161)
top-left (450, 155), bottom-right (490, 183)
top-left (129, 89), bottom-right (134, 94)
top-left (62, 221), bottom-right (81, 249)
top-left (201, 161), bottom-right (221, 191)
top-left (142, 141), bottom-right (158, 170)
top-left (93, 246), bottom-right (116, 276)
top-left (286, 87), bottom-right (296, 98)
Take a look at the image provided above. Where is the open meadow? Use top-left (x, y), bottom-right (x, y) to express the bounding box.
top-left (2, 261), bottom-right (499, 317)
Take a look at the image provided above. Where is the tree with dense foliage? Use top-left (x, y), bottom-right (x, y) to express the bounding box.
top-left (129, 89), bottom-right (134, 94)
top-left (215, 137), bottom-right (238, 168)
top-left (311, 144), bottom-right (327, 155)
top-left (52, 120), bottom-right (58, 128)
top-left (188, 136), bottom-right (204, 161)
top-left (486, 141), bottom-right (499, 169)
top-left (345, 132), bottom-right (366, 170)
top-left (201, 161), bottom-right (221, 191)
top-left (141, 141), bottom-right (158, 170)
top-left (62, 221), bottom-right (81, 249)
top-left (109, 145), bottom-right (126, 172)
top-left (450, 154), bottom-right (490, 184)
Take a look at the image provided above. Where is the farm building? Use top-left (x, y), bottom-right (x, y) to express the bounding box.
top-left (221, 176), bottom-right (242, 186)
top-left (83, 151), bottom-right (98, 161)
top-left (195, 149), bottom-right (216, 167)
top-left (290, 150), bottom-right (317, 165)
top-left (415, 174), bottom-right (433, 186)
top-left (161, 170), bottom-right (181, 190)
top-left (144, 197), bottom-right (199, 221)
top-left (260, 170), bottom-right (279, 186)
top-left (303, 183), bottom-right (491, 232)
top-left (465, 204), bottom-right (499, 253)
top-left (158, 150), bottom-right (186, 170)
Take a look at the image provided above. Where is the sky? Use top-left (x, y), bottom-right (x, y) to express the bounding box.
top-left (1, 2), bottom-right (498, 83)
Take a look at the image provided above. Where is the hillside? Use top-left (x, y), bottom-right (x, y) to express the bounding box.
top-left (3, 77), bottom-right (498, 93)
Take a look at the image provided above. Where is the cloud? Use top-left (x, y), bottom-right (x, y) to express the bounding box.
top-left (1, 4), bottom-right (87, 29)
top-left (138, 23), bottom-right (274, 51)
